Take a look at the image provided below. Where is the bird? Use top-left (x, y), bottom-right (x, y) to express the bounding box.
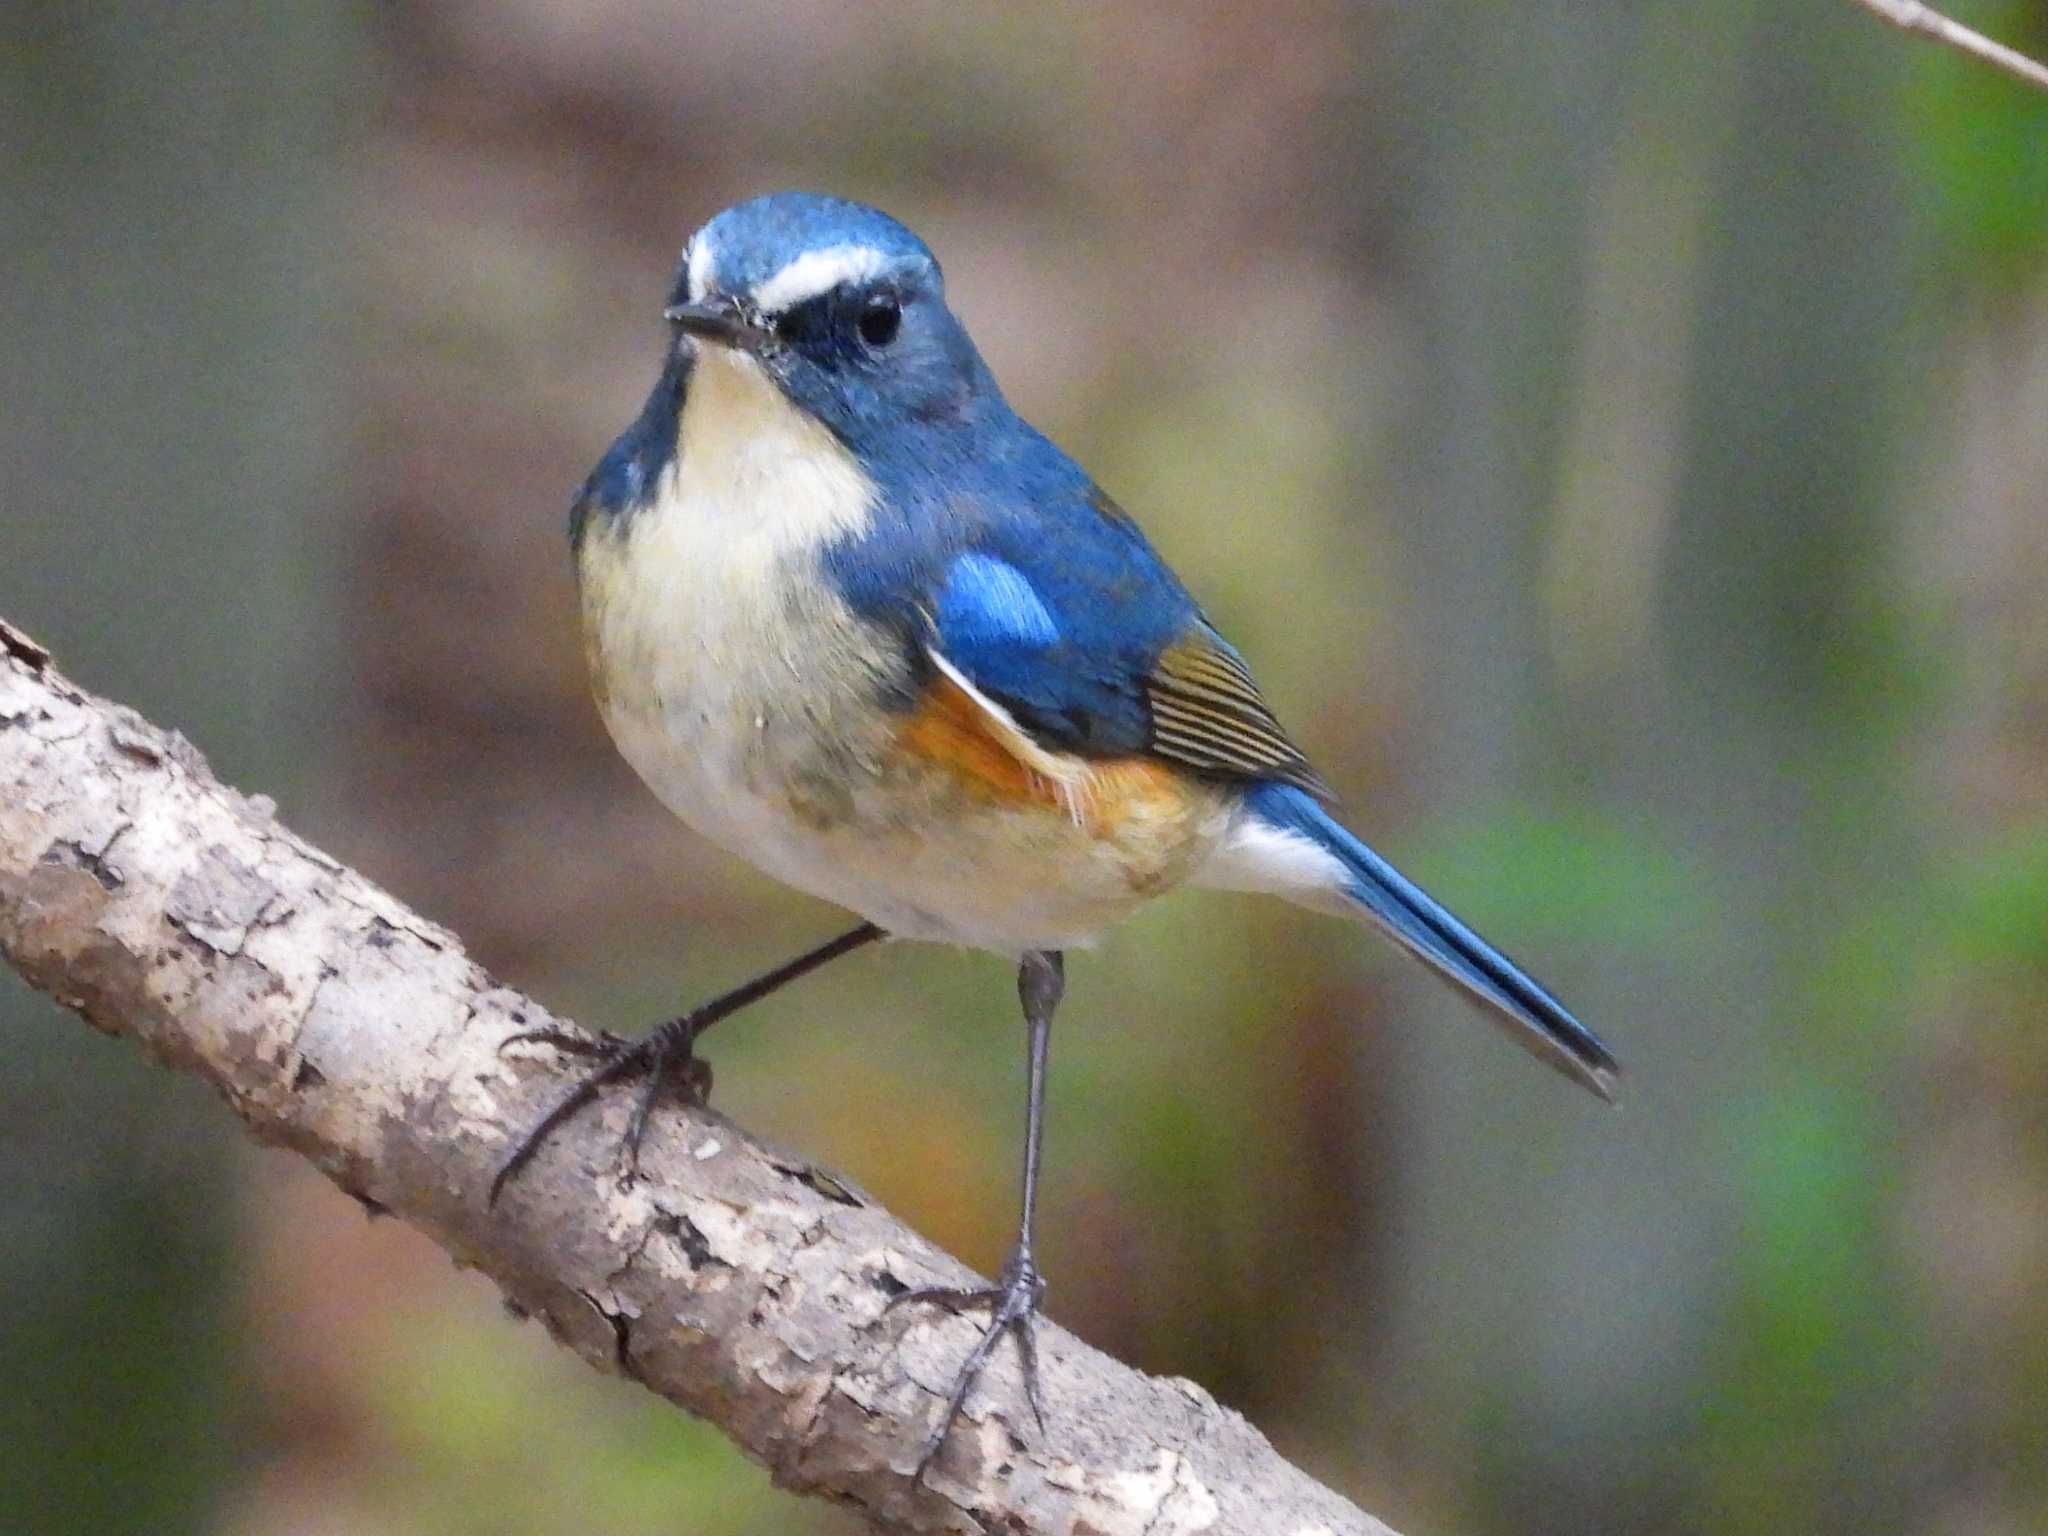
top-left (491, 190), bottom-right (1619, 1474)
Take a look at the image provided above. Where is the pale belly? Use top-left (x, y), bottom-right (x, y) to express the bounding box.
top-left (578, 513), bottom-right (1231, 953)
top-left (604, 702), bottom-right (1229, 952)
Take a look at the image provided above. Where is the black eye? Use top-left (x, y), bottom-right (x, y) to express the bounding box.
top-left (857, 292), bottom-right (902, 348)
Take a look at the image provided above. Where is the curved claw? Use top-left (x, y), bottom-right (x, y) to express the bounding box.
top-left (488, 1019), bottom-right (714, 1206)
top-left (1014, 1312), bottom-right (1045, 1436)
top-left (885, 1281), bottom-right (1005, 1316)
top-left (893, 1249), bottom-right (1048, 1480)
top-left (620, 1033), bottom-right (713, 1180)
top-left (487, 1042), bottom-right (652, 1207)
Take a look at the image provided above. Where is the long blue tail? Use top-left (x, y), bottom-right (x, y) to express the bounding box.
top-left (1244, 783), bottom-right (1618, 1100)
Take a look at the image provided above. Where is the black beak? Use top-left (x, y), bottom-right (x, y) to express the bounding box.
top-left (664, 298), bottom-right (770, 352)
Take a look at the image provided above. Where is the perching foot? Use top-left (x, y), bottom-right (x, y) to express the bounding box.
top-left (889, 1245), bottom-right (1048, 1480)
top-left (488, 1013), bottom-right (711, 1205)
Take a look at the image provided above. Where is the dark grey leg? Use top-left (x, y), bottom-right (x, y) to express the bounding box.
top-left (889, 949), bottom-right (1063, 1479)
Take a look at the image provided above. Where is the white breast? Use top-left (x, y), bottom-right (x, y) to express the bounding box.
top-left (578, 346), bottom-right (888, 866)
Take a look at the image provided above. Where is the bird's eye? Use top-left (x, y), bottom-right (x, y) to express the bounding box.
top-left (857, 292), bottom-right (902, 349)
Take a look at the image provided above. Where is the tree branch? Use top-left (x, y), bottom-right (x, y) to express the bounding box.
top-left (0, 616), bottom-right (1390, 1536)
top-left (1849, 0), bottom-right (2048, 92)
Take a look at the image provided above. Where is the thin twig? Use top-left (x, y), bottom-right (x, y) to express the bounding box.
top-left (1851, 0), bottom-right (2048, 92)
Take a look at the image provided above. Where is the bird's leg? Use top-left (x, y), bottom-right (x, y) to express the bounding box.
top-left (488, 922), bottom-right (883, 1205)
top-left (889, 949), bottom-right (1063, 1479)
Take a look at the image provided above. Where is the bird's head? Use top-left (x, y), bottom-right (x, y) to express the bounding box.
top-left (664, 192), bottom-right (999, 449)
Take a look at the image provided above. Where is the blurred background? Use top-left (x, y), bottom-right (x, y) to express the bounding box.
top-left (6, 1), bottom-right (2048, 1532)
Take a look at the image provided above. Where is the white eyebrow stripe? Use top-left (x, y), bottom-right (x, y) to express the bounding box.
top-left (750, 243), bottom-right (891, 312)
top-left (685, 228), bottom-right (716, 302)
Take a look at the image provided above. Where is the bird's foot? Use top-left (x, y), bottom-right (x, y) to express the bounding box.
top-left (488, 1013), bottom-right (714, 1206)
top-left (494, 1022), bottom-right (630, 1060)
top-left (888, 1245), bottom-right (1047, 1480)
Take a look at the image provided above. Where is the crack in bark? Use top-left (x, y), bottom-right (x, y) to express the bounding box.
top-left (0, 619), bottom-right (52, 670)
top-left (575, 1286), bottom-right (637, 1375)
top-left (48, 834), bottom-right (127, 891)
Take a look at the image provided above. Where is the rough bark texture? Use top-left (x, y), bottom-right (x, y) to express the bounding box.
top-left (0, 618), bottom-right (1391, 1536)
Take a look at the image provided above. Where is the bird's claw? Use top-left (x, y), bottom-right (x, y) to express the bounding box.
top-left (496, 1023), bottom-right (630, 1060)
top-left (889, 1247), bottom-right (1048, 1479)
top-left (487, 1016), bottom-right (712, 1207)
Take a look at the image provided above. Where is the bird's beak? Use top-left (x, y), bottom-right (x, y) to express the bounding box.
top-left (664, 298), bottom-right (771, 353)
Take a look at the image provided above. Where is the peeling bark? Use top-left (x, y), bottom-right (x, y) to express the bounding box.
top-left (0, 617), bottom-right (1393, 1536)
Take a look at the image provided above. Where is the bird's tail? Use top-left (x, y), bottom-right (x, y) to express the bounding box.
top-left (1209, 782), bottom-right (1620, 1100)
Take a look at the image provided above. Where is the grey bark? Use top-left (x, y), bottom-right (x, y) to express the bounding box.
top-left (0, 618), bottom-right (1390, 1536)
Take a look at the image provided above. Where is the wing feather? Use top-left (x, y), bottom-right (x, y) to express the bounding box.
top-left (1144, 628), bottom-right (1331, 800)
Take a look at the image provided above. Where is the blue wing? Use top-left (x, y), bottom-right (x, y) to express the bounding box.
top-left (827, 437), bottom-right (1327, 796)
top-left (927, 487), bottom-right (1190, 757)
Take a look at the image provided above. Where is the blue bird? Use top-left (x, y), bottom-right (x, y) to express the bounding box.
top-left (494, 191), bottom-right (1618, 1472)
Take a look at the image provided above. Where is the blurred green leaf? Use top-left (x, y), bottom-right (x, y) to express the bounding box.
top-left (374, 1312), bottom-right (797, 1535)
top-left (1410, 805), bottom-right (1715, 945)
top-left (1937, 821), bottom-right (2048, 975)
top-left (1903, 1), bottom-right (2048, 282)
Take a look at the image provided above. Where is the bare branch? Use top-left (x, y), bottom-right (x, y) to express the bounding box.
top-left (0, 616), bottom-right (1390, 1536)
top-left (1851, 0), bottom-right (2048, 92)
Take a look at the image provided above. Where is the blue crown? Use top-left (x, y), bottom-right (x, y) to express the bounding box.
top-left (676, 192), bottom-right (939, 309)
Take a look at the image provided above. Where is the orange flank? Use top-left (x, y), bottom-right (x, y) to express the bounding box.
top-left (896, 669), bottom-right (1194, 839)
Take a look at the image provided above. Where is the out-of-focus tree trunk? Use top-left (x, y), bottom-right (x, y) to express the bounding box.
top-left (1362, 2), bottom-right (1927, 1530)
top-left (0, 4), bottom-right (352, 1531)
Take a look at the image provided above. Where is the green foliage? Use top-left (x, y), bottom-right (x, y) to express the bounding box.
top-left (1938, 820), bottom-right (2048, 979)
top-left (1412, 806), bottom-right (1714, 946)
top-left (373, 1310), bottom-right (802, 1535)
top-left (1903, 1), bottom-right (2048, 284)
